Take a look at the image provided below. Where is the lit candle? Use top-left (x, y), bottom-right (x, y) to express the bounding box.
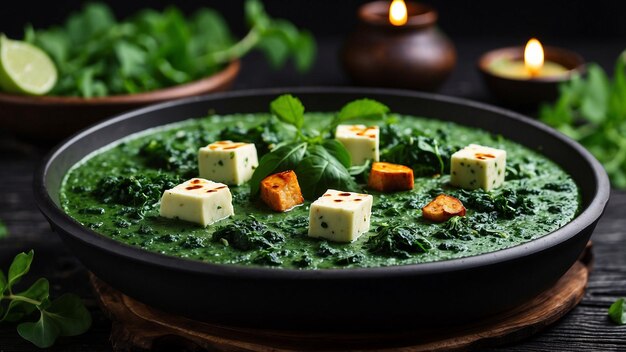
top-left (389, 0), bottom-right (408, 26)
top-left (489, 38), bottom-right (569, 79)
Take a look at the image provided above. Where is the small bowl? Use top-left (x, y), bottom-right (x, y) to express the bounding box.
top-left (478, 47), bottom-right (585, 108)
top-left (0, 60), bottom-right (240, 141)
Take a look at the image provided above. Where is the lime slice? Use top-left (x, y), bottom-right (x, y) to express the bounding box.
top-left (0, 35), bottom-right (57, 95)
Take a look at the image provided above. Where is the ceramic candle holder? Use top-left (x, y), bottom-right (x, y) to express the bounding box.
top-left (341, 1), bottom-right (456, 92)
top-left (478, 46), bottom-right (585, 108)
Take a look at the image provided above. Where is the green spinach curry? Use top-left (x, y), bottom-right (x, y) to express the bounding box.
top-left (61, 99), bottom-right (579, 269)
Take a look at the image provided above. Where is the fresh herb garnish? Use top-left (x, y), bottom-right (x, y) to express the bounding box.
top-left (22, 1), bottom-right (315, 97)
top-left (249, 94), bottom-right (389, 199)
top-left (608, 297), bottom-right (626, 325)
top-left (540, 52), bottom-right (626, 188)
top-left (0, 250), bottom-right (91, 348)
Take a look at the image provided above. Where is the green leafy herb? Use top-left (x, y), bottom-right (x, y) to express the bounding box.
top-left (1, 250), bottom-right (91, 348)
top-left (249, 94), bottom-right (390, 199)
top-left (0, 219), bottom-right (8, 239)
top-left (295, 144), bottom-right (358, 199)
top-left (608, 298), bottom-right (626, 325)
top-left (20, 1), bottom-right (315, 97)
top-left (540, 52), bottom-right (626, 188)
top-left (328, 98), bottom-right (390, 133)
top-left (249, 141), bottom-right (308, 195)
top-left (270, 94), bottom-right (305, 130)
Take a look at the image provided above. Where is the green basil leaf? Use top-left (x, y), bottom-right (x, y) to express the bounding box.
top-left (44, 294), bottom-right (92, 337)
top-left (349, 159), bottom-right (372, 177)
top-left (0, 219), bottom-right (7, 238)
top-left (331, 99), bottom-right (389, 131)
top-left (8, 250), bottom-right (34, 289)
top-left (249, 142), bottom-right (308, 195)
top-left (322, 140), bottom-right (351, 168)
top-left (609, 297), bottom-right (626, 325)
top-left (295, 145), bottom-right (359, 199)
top-left (17, 310), bottom-right (61, 349)
top-left (270, 94), bottom-right (304, 129)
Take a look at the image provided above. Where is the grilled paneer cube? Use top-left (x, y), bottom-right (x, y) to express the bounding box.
top-left (159, 178), bottom-right (234, 226)
top-left (308, 189), bottom-right (373, 243)
top-left (450, 144), bottom-right (506, 191)
top-left (335, 124), bottom-right (380, 165)
top-left (368, 162), bottom-right (414, 192)
top-left (260, 170), bottom-right (304, 212)
top-left (198, 141), bottom-right (259, 185)
top-left (422, 194), bottom-right (466, 223)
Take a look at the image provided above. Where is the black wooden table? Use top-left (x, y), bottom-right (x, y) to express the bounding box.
top-left (1, 38), bottom-right (625, 351)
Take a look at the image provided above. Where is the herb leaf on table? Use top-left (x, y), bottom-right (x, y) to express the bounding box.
top-left (540, 52), bottom-right (626, 188)
top-left (0, 251), bottom-right (91, 348)
top-left (608, 297), bottom-right (626, 325)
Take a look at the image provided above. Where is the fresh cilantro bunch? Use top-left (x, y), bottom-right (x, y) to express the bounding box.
top-left (540, 52), bottom-right (626, 188)
top-left (0, 250), bottom-right (91, 348)
top-left (249, 94), bottom-right (389, 199)
top-left (23, 1), bottom-right (315, 97)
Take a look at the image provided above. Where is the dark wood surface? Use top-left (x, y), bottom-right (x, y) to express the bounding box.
top-left (1, 38), bottom-right (626, 351)
top-left (93, 260), bottom-right (590, 352)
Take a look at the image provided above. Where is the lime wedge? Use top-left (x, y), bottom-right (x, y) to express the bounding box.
top-left (0, 35), bottom-right (57, 95)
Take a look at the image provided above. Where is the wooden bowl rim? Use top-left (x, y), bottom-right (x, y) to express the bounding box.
top-left (0, 60), bottom-right (240, 106)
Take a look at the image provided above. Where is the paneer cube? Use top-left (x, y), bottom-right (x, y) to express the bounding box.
top-left (450, 144), bottom-right (506, 191)
top-left (159, 178), bottom-right (234, 227)
top-left (260, 170), bottom-right (304, 212)
top-left (198, 141), bottom-right (259, 185)
top-left (368, 162), bottom-right (414, 192)
top-left (422, 194), bottom-right (466, 223)
top-left (335, 124), bottom-right (379, 165)
top-left (308, 189), bottom-right (373, 243)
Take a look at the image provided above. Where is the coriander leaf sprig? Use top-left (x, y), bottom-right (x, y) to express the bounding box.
top-left (540, 52), bottom-right (626, 188)
top-left (23, 1), bottom-right (315, 97)
top-left (0, 250), bottom-right (91, 348)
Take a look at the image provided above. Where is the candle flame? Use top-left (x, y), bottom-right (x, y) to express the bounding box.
top-left (389, 0), bottom-right (408, 26)
top-left (524, 38), bottom-right (544, 77)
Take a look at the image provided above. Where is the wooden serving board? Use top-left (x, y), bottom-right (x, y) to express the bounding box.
top-left (91, 243), bottom-right (592, 352)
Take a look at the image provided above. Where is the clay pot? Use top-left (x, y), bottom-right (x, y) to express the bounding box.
top-left (341, 1), bottom-right (456, 91)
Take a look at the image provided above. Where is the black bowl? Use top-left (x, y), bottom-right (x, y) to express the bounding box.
top-left (34, 87), bottom-right (609, 330)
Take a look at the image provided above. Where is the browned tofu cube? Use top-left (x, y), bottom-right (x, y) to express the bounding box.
top-left (422, 194), bottom-right (466, 222)
top-left (368, 162), bottom-right (414, 192)
top-left (260, 170), bottom-right (305, 212)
